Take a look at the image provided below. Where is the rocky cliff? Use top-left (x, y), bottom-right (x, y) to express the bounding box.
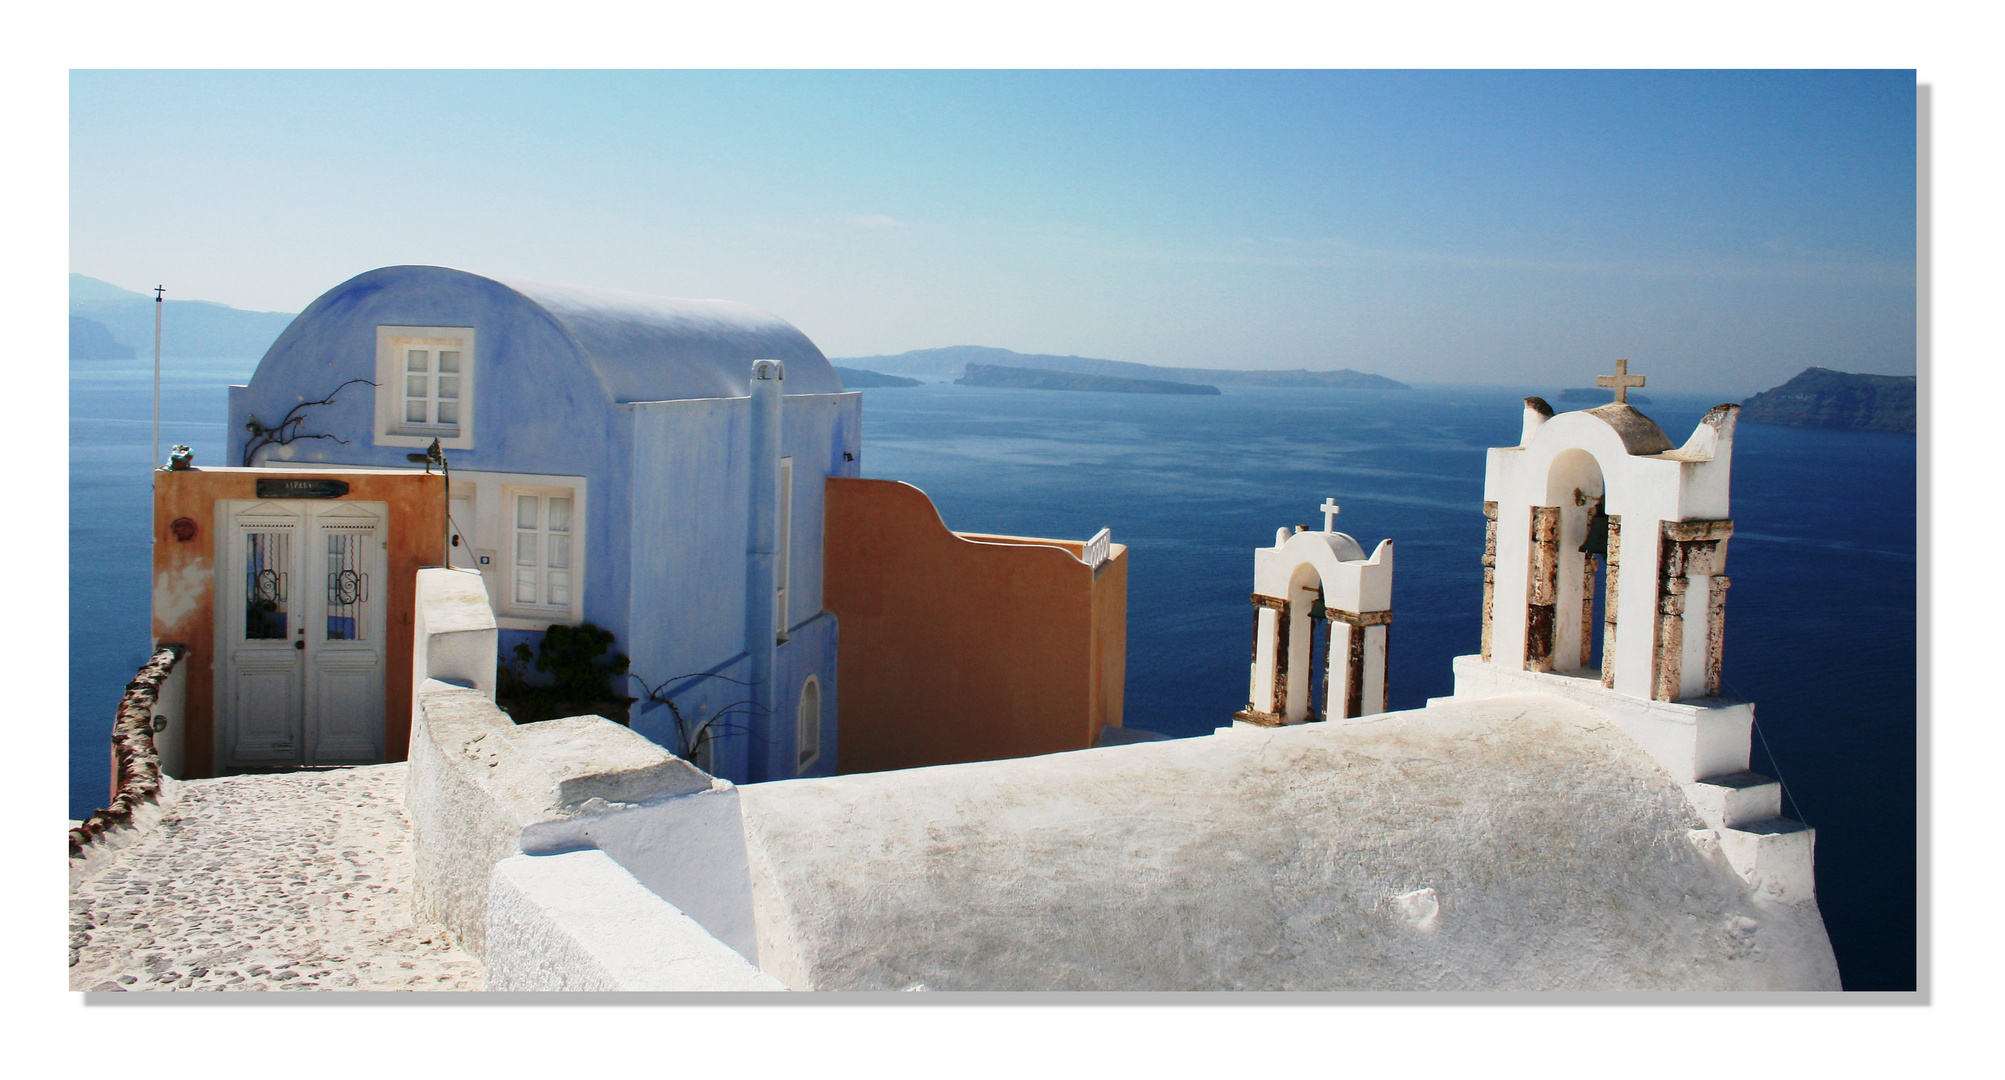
top-left (1741, 367), bottom-right (1916, 433)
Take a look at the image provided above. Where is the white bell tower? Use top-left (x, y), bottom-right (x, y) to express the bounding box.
top-left (1233, 503), bottom-right (1393, 726)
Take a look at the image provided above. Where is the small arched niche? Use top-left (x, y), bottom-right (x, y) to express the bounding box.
top-left (1534, 448), bottom-right (1610, 676)
top-left (1282, 561), bottom-right (1327, 722)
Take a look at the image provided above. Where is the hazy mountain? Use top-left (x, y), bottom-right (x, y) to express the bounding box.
top-left (70, 315), bottom-right (135, 359)
top-left (832, 345), bottom-right (1408, 389)
top-left (1741, 367), bottom-right (1916, 434)
top-left (69, 274), bottom-right (297, 359)
top-left (832, 366), bottom-right (920, 388)
top-left (957, 363), bottom-right (1221, 396)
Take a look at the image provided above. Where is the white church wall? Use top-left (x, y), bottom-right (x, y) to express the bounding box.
top-left (1485, 406), bottom-right (1720, 699)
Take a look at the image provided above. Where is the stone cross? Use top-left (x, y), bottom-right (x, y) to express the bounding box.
top-left (1597, 358), bottom-right (1646, 404)
top-left (1321, 498), bottom-right (1342, 532)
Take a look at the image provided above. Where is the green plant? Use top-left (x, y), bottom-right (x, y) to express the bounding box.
top-left (495, 622), bottom-right (633, 725)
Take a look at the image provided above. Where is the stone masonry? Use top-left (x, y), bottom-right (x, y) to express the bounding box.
top-left (70, 764), bottom-right (481, 992)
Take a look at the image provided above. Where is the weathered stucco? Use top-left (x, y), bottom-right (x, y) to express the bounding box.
top-left (734, 693), bottom-right (1840, 991)
top-left (823, 477), bottom-right (1127, 774)
top-left (152, 466), bottom-right (446, 777)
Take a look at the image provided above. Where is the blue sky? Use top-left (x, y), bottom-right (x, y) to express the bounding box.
top-left (70, 70), bottom-right (1915, 394)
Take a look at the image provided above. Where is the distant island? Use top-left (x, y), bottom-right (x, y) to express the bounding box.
top-left (833, 366), bottom-right (920, 388)
top-left (70, 273), bottom-right (297, 359)
top-left (1741, 367), bottom-right (1916, 434)
top-left (1558, 387), bottom-right (1651, 405)
top-left (833, 345), bottom-right (1408, 390)
top-left (957, 363), bottom-right (1221, 396)
top-left (71, 314), bottom-right (135, 359)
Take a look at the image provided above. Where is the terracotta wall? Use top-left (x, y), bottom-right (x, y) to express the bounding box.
top-left (823, 477), bottom-right (1126, 774)
top-left (152, 467), bottom-right (447, 777)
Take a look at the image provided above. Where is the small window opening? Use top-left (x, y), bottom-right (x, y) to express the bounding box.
top-left (797, 674), bottom-right (821, 772)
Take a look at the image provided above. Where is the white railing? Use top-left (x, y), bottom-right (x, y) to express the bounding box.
top-left (1082, 527), bottom-right (1112, 570)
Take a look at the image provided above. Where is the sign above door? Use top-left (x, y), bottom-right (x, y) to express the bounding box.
top-left (256, 478), bottom-right (351, 500)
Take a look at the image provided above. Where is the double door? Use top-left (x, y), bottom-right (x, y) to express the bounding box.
top-left (218, 500), bottom-right (389, 770)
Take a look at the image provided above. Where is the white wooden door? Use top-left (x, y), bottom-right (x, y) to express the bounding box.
top-left (306, 502), bottom-right (388, 764)
top-left (219, 500), bottom-right (389, 770)
top-left (221, 501), bottom-right (305, 766)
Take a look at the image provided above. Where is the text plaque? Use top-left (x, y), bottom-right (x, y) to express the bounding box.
top-left (256, 478), bottom-right (351, 500)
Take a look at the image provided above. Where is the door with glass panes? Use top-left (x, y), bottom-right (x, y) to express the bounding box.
top-left (218, 500), bottom-right (389, 770)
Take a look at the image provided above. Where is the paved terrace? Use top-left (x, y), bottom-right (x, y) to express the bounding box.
top-left (70, 764), bottom-right (482, 992)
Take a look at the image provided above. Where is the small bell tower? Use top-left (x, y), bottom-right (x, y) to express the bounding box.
top-left (1232, 502), bottom-right (1394, 726)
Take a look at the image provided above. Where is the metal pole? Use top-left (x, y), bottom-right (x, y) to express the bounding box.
top-left (152, 285), bottom-right (164, 470)
top-left (741, 358), bottom-right (785, 784)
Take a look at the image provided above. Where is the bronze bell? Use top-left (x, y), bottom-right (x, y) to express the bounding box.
top-left (1580, 498), bottom-right (1610, 557)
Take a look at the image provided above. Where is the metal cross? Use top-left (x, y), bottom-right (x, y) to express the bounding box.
top-left (1321, 498), bottom-right (1342, 532)
top-left (1597, 358), bottom-right (1646, 404)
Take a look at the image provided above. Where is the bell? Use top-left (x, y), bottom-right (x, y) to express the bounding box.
top-left (1579, 499), bottom-right (1610, 557)
top-left (1308, 596), bottom-right (1327, 621)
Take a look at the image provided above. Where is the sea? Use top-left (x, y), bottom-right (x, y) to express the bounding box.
top-left (70, 359), bottom-right (1918, 991)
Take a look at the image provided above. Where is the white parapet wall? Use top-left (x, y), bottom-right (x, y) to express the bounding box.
top-left (1444, 653), bottom-right (1818, 906)
top-left (406, 684), bottom-right (720, 960)
top-left (412, 567), bottom-right (500, 704)
top-left (406, 563), bottom-right (747, 973)
top-left (486, 850), bottom-right (784, 992)
top-left (1445, 654), bottom-right (1751, 783)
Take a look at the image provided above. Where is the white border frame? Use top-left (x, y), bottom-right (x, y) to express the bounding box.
top-left (445, 469), bottom-right (589, 631)
top-left (375, 325), bottom-right (476, 450)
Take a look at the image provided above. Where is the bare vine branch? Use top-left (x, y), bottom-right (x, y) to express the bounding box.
top-left (628, 671), bottom-right (774, 763)
top-left (242, 378), bottom-right (378, 466)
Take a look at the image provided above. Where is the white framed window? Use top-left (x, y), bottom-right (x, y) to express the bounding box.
top-left (508, 488), bottom-right (576, 616)
top-left (375, 325), bottom-right (475, 449)
top-left (440, 471), bottom-right (587, 631)
top-left (796, 674), bottom-right (821, 772)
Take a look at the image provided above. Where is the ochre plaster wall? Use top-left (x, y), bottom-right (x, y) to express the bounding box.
top-left (152, 467), bottom-right (447, 777)
top-left (824, 477), bottom-right (1126, 774)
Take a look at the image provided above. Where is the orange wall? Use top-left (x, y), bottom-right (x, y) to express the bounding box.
top-left (152, 467), bottom-right (447, 777)
top-left (823, 477), bottom-right (1126, 774)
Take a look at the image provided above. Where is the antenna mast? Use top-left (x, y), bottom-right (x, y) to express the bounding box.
top-left (152, 285), bottom-right (164, 470)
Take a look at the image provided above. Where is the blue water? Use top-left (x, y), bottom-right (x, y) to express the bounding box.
top-left (70, 366), bottom-right (1917, 991)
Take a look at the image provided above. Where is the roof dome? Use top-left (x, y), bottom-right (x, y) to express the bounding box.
top-left (1584, 402), bottom-right (1674, 455)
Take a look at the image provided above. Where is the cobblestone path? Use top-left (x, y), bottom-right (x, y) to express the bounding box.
top-left (70, 764), bottom-right (482, 992)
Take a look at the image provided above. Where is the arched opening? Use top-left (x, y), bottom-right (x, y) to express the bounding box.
top-left (1283, 562), bottom-right (1328, 723)
top-left (1540, 449), bottom-right (1610, 677)
top-left (796, 674), bottom-right (821, 773)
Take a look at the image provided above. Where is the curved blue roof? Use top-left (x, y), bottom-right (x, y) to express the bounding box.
top-left (285, 265), bottom-right (844, 402)
top-left (490, 272), bottom-right (844, 401)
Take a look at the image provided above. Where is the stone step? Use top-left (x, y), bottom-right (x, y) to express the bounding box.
top-left (1704, 816), bottom-right (1817, 906)
top-left (1687, 769), bottom-right (1783, 830)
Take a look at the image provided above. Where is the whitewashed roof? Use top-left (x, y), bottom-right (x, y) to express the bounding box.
top-left (735, 694), bottom-right (1839, 991)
